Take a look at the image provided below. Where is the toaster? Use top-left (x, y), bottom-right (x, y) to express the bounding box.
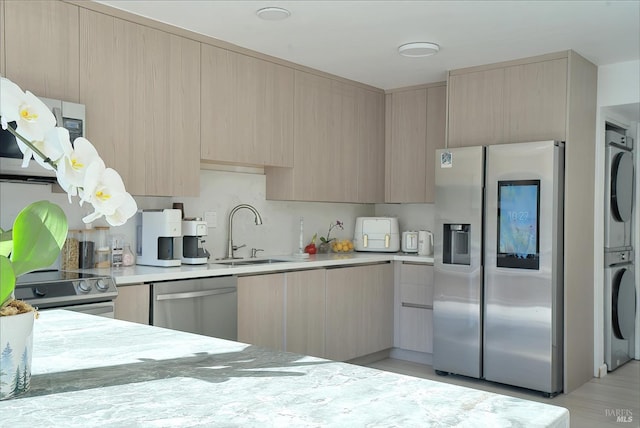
top-left (401, 231), bottom-right (419, 253)
top-left (354, 217), bottom-right (400, 252)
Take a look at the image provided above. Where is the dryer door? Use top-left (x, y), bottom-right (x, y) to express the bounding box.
top-left (611, 151), bottom-right (634, 222)
top-left (612, 267), bottom-right (636, 340)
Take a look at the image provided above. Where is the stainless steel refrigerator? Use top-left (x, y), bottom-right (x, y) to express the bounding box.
top-left (433, 140), bottom-right (564, 395)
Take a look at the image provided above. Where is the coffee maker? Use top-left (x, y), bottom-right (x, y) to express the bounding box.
top-left (136, 209), bottom-right (182, 267)
top-left (175, 218), bottom-right (210, 265)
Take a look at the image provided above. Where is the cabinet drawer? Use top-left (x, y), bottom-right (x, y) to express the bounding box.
top-left (399, 263), bottom-right (433, 305)
top-left (399, 306), bottom-right (433, 353)
top-left (400, 283), bottom-right (432, 307)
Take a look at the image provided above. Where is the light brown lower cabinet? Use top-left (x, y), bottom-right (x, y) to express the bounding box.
top-left (237, 273), bottom-right (285, 351)
top-left (285, 269), bottom-right (326, 357)
top-left (113, 283), bottom-right (150, 325)
top-left (325, 263), bottom-right (394, 361)
top-left (395, 263), bottom-right (434, 354)
top-left (237, 263), bottom-right (393, 361)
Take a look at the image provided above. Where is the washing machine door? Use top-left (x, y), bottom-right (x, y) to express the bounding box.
top-left (612, 268), bottom-right (636, 340)
top-left (611, 151), bottom-right (634, 222)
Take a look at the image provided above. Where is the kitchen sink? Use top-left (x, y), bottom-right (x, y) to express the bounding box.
top-left (212, 258), bottom-right (290, 266)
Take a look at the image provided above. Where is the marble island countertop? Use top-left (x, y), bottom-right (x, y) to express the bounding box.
top-left (85, 252), bottom-right (434, 285)
top-left (1, 311), bottom-right (569, 427)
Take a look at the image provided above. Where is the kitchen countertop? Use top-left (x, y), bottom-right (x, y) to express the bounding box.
top-left (1, 310), bottom-right (570, 427)
top-left (85, 252), bottom-right (434, 285)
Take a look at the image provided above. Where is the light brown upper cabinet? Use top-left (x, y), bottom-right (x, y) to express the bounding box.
top-left (385, 83), bottom-right (446, 203)
top-left (266, 71), bottom-right (385, 203)
top-left (447, 53), bottom-right (568, 147)
top-left (3, 0), bottom-right (80, 102)
top-left (447, 69), bottom-right (504, 147)
top-left (201, 45), bottom-right (294, 167)
top-left (0, 1), bottom-right (5, 76)
top-left (79, 9), bottom-right (201, 197)
top-left (503, 59), bottom-right (567, 143)
top-left (356, 85), bottom-right (386, 203)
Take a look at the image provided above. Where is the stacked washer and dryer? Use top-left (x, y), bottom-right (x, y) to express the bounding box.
top-left (604, 127), bottom-right (636, 371)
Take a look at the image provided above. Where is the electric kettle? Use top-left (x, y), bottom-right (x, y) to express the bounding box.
top-left (418, 230), bottom-right (433, 256)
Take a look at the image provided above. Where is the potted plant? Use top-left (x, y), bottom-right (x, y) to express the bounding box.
top-left (318, 220), bottom-right (344, 253)
top-left (0, 77), bottom-right (137, 399)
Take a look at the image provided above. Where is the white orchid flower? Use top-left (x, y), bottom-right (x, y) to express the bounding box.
top-left (0, 78), bottom-right (57, 167)
top-left (30, 127), bottom-right (71, 171)
top-left (15, 90), bottom-right (56, 144)
top-left (103, 192), bottom-right (137, 227)
top-left (57, 137), bottom-right (104, 201)
top-left (0, 77), bottom-right (25, 128)
top-left (81, 163), bottom-right (138, 226)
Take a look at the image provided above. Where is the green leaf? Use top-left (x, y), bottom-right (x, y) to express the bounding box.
top-left (0, 256), bottom-right (16, 307)
top-left (0, 229), bottom-right (12, 257)
top-left (10, 200), bottom-right (68, 277)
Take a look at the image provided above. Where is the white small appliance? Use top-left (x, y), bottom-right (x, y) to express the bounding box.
top-left (402, 231), bottom-right (419, 253)
top-left (418, 230), bottom-right (434, 256)
top-left (604, 129), bottom-right (634, 250)
top-left (175, 218), bottom-right (210, 265)
top-left (353, 217), bottom-right (400, 252)
top-left (136, 209), bottom-right (182, 267)
top-left (604, 249), bottom-right (636, 371)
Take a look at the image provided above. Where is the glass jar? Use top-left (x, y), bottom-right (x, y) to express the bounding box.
top-left (122, 243), bottom-right (136, 267)
top-left (78, 229), bottom-right (95, 269)
top-left (111, 234), bottom-right (125, 268)
top-left (61, 230), bottom-right (80, 271)
top-left (94, 226), bottom-right (111, 268)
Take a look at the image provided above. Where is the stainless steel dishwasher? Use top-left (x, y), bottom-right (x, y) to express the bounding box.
top-left (151, 276), bottom-right (237, 340)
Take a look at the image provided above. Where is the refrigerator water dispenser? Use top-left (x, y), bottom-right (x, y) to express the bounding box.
top-left (443, 224), bottom-right (471, 265)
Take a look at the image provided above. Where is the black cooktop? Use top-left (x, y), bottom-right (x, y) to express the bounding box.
top-left (15, 270), bottom-right (104, 285)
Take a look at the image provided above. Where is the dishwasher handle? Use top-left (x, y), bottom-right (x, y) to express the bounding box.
top-left (155, 287), bottom-right (236, 301)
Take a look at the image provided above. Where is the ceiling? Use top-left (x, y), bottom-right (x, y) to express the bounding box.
top-left (95, 1), bottom-right (640, 90)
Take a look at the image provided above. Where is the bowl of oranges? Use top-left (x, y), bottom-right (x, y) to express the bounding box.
top-left (331, 239), bottom-right (354, 253)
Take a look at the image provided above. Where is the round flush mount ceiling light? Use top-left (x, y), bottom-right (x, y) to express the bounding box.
top-left (256, 7), bottom-right (291, 21)
top-left (398, 42), bottom-right (440, 58)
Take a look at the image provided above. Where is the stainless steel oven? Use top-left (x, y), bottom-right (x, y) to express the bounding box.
top-left (13, 270), bottom-right (118, 318)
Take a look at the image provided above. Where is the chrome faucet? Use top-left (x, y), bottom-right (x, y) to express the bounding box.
top-left (227, 204), bottom-right (263, 259)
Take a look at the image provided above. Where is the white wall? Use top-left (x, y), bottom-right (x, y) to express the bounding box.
top-left (1, 167), bottom-right (436, 265)
top-left (0, 180), bottom-right (173, 268)
top-left (375, 203), bottom-right (434, 233)
top-left (595, 59), bottom-right (640, 374)
top-left (170, 169), bottom-right (374, 259)
top-left (598, 60), bottom-right (640, 108)
top-left (0, 169), bottom-right (379, 264)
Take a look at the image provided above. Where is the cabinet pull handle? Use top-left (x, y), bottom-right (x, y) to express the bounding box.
top-left (156, 287), bottom-right (236, 301)
top-left (401, 302), bottom-right (432, 310)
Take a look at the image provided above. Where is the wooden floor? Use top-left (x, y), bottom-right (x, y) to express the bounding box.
top-left (365, 358), bottom-right (639, 427)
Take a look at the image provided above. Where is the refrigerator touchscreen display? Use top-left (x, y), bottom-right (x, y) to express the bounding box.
top-left (497, 180), bottom-right (540, 269)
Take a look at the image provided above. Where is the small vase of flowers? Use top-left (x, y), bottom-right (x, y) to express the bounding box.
top-left (318, 220), bottom-right (344, 254)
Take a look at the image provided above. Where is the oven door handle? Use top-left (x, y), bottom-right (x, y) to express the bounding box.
top-left (155, 287), bottom-right (237, 301)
